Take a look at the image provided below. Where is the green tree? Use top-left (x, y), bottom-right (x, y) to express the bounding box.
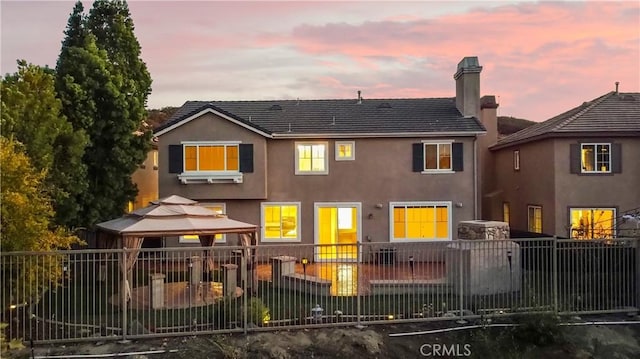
top-left (56, 0), bottom-right (152, 227)
top-left (0, 137), bottom-right (81, 305)
top-left (0, 61), bottom-right (88, 227)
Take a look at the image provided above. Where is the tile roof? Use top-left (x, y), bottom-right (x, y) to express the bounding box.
top-left (155, 98), bottom-right (486, 137)
top-left (492, 92), bottom-right (640, 149)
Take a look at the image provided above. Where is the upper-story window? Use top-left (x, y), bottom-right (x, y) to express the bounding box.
top-left (513, 150), bottom-right (520, 171)
top-left (184, 143), bottom-right (239, 172)
top-left (335, 141), bottom-right (355, 161)
top-left (570, 142), bottom-right (621, 175)
top-left (295, 142), bottom-right (328, 175)
top-left (167, 141), bottom-right (253, 184)
top-left (581, 143), bottom-right (610, 173)
top-left (412, 141), bottom-right (463, 173)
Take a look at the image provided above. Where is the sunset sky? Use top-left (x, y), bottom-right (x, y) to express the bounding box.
top-left (2, 1), bottom-right (639, 122)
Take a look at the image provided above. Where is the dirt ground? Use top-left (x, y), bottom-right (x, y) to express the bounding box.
top-left (5, 315), bottom-right (640, 359)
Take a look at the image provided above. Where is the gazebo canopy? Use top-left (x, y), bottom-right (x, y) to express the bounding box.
top-left (96, 195), bottom-right (257, 237)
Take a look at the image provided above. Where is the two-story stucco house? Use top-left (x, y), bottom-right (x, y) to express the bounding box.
top-left (484, 88), bottom-right (640, 239)
top-left (154, 56), bottom-right (497, 259)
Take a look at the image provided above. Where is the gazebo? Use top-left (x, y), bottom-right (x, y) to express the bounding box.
top-left (96, 195), bottom-right (259, 307)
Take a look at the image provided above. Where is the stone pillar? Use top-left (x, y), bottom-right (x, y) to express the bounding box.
top-left (149, 273), bottom-right (165, 309)
top-left (447, 220), bottom-right (521, 296)
top-left (270, 256), bottom-right (297, 285)
top-left (221, 264), bottom-right (238, 298)
top-left (458, 220), bottom-right (510, 240)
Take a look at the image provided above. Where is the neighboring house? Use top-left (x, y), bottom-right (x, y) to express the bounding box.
top-left (129, 142), bottom-right (159, 211)
top-left (154, 56), bottom-right (496, 259)
top-left (484, 89), bottom-right (640, 239)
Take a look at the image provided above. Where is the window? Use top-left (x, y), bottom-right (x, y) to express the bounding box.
top-left (425, 143), bottom-right (451, 170)
top-left (570, 208), bottom-right (615, 239)
top-left (336, 141), bottom-right (356, 161)
top-left (295, 142), bottom-right (328, 175)
top-left (390, 202), bottom-right (451, 241)
top-left (528, 205), bottom-right (542, 233)
top-left (261, 203), bottom-right (301, 242)
top-left (513, 150), bottom-right (520, 171)
top-left (153, 150), bottom-right (158, 170)
top-left (180, 204), bottom-right (227, 243)
top-left (503, 202), bottom-right (510, 224)
top-left (168, 141), bottom-right (251, 184)
top-left (581, 143), bottom-right (610, 173)
top-left (413, 141), bottom-right (463, 173)
top-left (335, 141), bottom-right (355, 161)
top-left (184, 143), bottom-right (238, 172)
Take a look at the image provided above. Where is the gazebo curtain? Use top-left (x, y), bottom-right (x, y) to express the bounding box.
top-left (199, 235), bottom-right (216, 274)
top-left (239, 232), bottom-right (258, 294)
top-left (120, 236), bottom-right (144, 301)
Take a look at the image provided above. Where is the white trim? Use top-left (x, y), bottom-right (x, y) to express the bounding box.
top-left (273, 131), bottom-right (485, 139)
top-left (295, 141), bottom-right (329, 175)
top-left (389, 201), bottom-right (452, 242)
top-left (179, 203), bottom-right (227, 243)
top-left (181, 140), bottom-right (241, 145)
top-left (155, 108), bottom-right (272, 138)
top-left (335, 141), bottom-right (355, 161)
top-left (261, 202), bottom-right (301, 243)
top-left (313, 202), bottom-right (362, 262)
top-left (513, 150), bottom-right (520, 171)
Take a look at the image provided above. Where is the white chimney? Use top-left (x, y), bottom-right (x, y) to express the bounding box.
top-left (454, 56), bottom-right (482, 118)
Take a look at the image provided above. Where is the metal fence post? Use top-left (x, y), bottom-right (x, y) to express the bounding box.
top-left (243, 248), bottom-right (248, 335)
top-left (635, 238), bottom-right (640, 310)
top-left (356, 242), bottom-right (362, 328)
top-left (458, 240), bottom-right (466, 323)
top-left (553, 237), bottom-right (558, 314)
top-left (120, 248), bottom-right (128, 341)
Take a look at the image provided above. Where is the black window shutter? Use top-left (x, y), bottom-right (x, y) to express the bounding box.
top-left (239, 144), bottom-right (254, 173)
top-left (168, 145), bottom-right (183, 174)
top-left (412, 143), bottom-right (423, 172)
top-left (452, 142), bottom-right (464, 171)
top-left (611, 143), bottom-right (622, 173)
top-left (569, 144), bottom-right (580, 174)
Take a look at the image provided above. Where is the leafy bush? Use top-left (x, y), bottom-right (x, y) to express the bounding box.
top-left (511, 312), bottom-right (563, 346)
top-left (244, 298), bottom-right (270, 326)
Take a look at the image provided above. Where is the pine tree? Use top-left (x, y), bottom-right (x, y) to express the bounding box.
top-left (1, 61), bottom-right (88, 228)
top-left (56, 0), bottom-right (152, 227)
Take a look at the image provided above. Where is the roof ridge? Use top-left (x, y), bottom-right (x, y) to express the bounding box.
top-left (552, 92), bottom-right (613, 131)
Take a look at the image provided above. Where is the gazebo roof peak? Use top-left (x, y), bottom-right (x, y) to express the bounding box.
top-left (151, 195), bottom-right (198, 206)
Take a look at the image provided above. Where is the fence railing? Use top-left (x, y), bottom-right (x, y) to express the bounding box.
top-left (1, 238), bottom-right (638, 344)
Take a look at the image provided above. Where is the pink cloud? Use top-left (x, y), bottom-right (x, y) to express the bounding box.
top-left (254, 1), bottom-right (639, 121)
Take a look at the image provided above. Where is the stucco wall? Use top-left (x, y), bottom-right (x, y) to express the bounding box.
top-left (553, 137), bottom-right (640, 237)
top-left (157, 112), bottom-right (479, 245)
top-left (491, 139), bottom-right (556, 234)
top-left (158, 112), bottom-right (268, 199)
top-left (131, 149), bottom-right (159, 210)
